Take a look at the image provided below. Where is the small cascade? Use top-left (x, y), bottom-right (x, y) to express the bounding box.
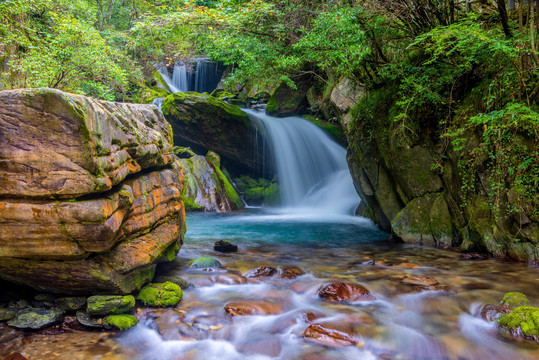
top-left (244, 109), bottom-right (360, 216)
top-left (156, 59), bottom-right (224, 94)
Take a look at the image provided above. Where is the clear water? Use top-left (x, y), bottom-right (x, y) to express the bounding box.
top-left (117, 211), bottom-right (539, 360)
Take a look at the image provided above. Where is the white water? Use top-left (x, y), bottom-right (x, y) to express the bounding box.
top-left (172, 62), bottom-right (190, 92)
top-left (244, 109), bottom-right (360, 217)
top-left (156, 58), bottom-right (223, 94)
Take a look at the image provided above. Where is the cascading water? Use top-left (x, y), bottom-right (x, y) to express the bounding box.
top-left (156, 58), bottom-right (224, 94)
top-left (172, 62), bottom-right (190, 92)
top-left (244, 109), bottom-right (360, 217)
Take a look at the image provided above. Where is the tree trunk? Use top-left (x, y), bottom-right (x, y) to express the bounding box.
top-left (497, 0), bottom-right (512, 37)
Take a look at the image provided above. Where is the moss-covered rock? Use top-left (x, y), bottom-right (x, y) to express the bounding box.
top-left (265, 80), bottom-right (310, 117)
top-left (103, 314), bottom-right (138, 330)
top-left (136, 282), bottom-right (183, 307)
top-left (234, 176), bottom-right (280, 206)
top-left (152, 275), bottom-right (194, 290)
top-left (8, 308), bottom-right (64, 329)
top-left (502, 292), bottom-right (531, 309)
top-left (0, 308), bottom-right (17, 321)
top-left (76, 310), bottom-right (103, 328)
top-left (162, 91), bottom-right (267, 177)
top-left (188, 256), bottom-right (222, 269)
top-left (498, 306), bottom-right (539, 341)
top-left (86, 295), bottom-right (135, 316)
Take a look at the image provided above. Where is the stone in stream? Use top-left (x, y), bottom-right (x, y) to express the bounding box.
top-left (401, 276), bottom-right (439, 287)
top-left (76, 310), bottom-right (103, 328)
top-left (498, 306), bottom-right (539, 342)
top-left (501, 292), bottom-right (530, 309)
top-left (480, 304), bottom-right (511, 322)
top-left (459, 253), bottom-right (489, 260)
top-left (103, 314), bottom-right (138, 331)
top-left (137, 282), bottom-right (183, 307)
top-left (188, 257), bottom-right (222, 269)
top-left (246, 266), bottom-right (304, 280)
top-left (224, 301), bottom-right (282, 316)
top-left (214, 240), bottom-right (238, 253)
top-left (87, 295), bottom-right (135, 316)
top-left (303, 322), bottom-right (358, 347)
top-left (8, 308), bottom-right (64, 329)
top-left (246, 267), bottom-right (277, 278)
top-left (318, 282), bottom-right (376, 303)
top-left (3, 353), bottom-right (27, 360)
top-left (153, 275), bottom-right (194, 290)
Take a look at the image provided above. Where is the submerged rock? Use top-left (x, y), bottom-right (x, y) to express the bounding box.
top-left (318, 282), bottom-right (375, 303)
top-left (87, 295), bottom-right (135, 316)
top-left (188, 257), bottom-right (222, 269)
top-left (246, 266), bottom-right (303, 280)
top-left (214, 240), bottom-right (238, 253)
top-left (401, 276), bottom-right (439, 287)
top-left (8, 308), bottom-right (64, 329)
top-left (303, 322), bottom-right (357, 347)
top-left (0, 88), bottom-right (185, 294)
top-left (224, 301), bottom-right (282, 316)
top-left (137, 282), bottom-right (183, 307)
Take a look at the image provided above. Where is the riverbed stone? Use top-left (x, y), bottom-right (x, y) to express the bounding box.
top-left (318, 282), bottom-right (375, 303)
top-left (246, 267), bottom-right (277, 278)
top-left (188, 257), bottom-right (222, 269)
top-left (87, 295), bottom-right (135, 316)
top-left (303, 322), bottom-right (357, 347)
top-left (214, 240), bottom-right (238, 253)
top-left (137, 282), bottom-right (183, 307)
top-left (8, 308), bottom-right (64, 329)
top-left (224, 301), bottom-right (282, 316)
top-left (55, 297), bottom-right (87, 311)
top-left (75, 311), bottom-right (103, 328)
top-left (401, 276), bottom-right (439, 287)
top-left (0, 88), bottom-right (186, 294)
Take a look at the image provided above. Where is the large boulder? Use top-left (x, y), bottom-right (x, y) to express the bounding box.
top-left (0, 88), bottom-right (186, 294)
top-left (162, 92), bottom-right (271, 177)
top-left (179, 154), bottom-right (243, 212)
top-left (265, 79), bottom-right (310, 117)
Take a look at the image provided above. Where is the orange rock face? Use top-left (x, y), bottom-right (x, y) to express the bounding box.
top-left (0, 88), bottom-right (185, 294)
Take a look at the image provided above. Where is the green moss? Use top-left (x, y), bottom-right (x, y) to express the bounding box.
top-left (136, 282), bottom-right (183, 307)
top-left (498, 306), bottom-right (539, 340)
top-left (502, 292), bottom-right (530, 309)
top-left (214, 166), bottom-right (243, 209)
top-left (263, 183), bottom-right (280, 205)
top-left (103, 314), bottom-right (138, 330)
top-left (265, 96), bottom-right (279, 115)
top-left (182, 194), bottom-right (205, 211)
top-left (303, 115), bottom-right (344, 143)
top-left (187, 256), bottom-right (222, 269)
top-left (166, 242), bottom-right (180, 262)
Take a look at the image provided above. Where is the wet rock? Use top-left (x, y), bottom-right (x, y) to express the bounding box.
top-left (237, 334), bottom-right (282, 357)
top-left (103, 314), bottom-right (138, 330)
top-left (76, 310), bottom-right (103, 328)
top-left (224, 301), bottom-right (282, 316)
top-left (303, 322), bottom-right (357, 347)
top-left (396, 262), bottom-right (420, 268)
top-left (498, 306), bottom-right (539, 342)
top-left (459, 253), bottom-right (489, 260)
top-left (298, 311), bottom-right (326, 323)
top-left (501, 292), bottom-right (530, 309)
top-left (318, 282), bottom-right (375, 303)
top-left (55, 297), bottom-right (87, 311)
top-left (246, 267), bottom-right (277, 278)
top-left (87, 295), bottom-right (135, 316)
top-left (0, 308), bottom-right (17, 321)
top-left (4, 352), bottom-right (27, 360)
top-left (188, 257), bottom-right (222, 269)
top-left (275, 266), bottom-right (304, 280)
top-left (213, 274), bottom-right (247, 285)
top-left (137, 282), bottom-right (183, 307)
top-left (401, 276), bottom-right (439, 287)
top-left (153, 275), bottom-right (194, 290)
top-left (480, 304), bottom-right (511, 322)
top-left (214, 240), bottom-right (238, 253)
top-left (8, 308), bottom-right (64, 329)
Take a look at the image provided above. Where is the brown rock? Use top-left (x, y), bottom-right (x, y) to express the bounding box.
top-left (213, 274), bottom-right (247, 285)
top-left (401, 276), bottom-right (439, 287)
top-left (298, 311), bottom-right (326, 323)
top-left (0, 88), bottom-right (185, 294)
top-left (303, 322), bottom-right (357, 347)
top-left (275, 266), bottom-right (304, 280)
top-left (224, 301), bottom-right (282, 316)
top-left (459, 253), bottom-right (489, 260)
top-left (318, 282), bottom-right (375, 303)
top-left (246, 267), bottom-right (277, 278)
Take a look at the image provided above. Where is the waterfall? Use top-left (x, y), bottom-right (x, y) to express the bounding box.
top-left (155, 59), bottom-right (224, 94)
top-left (244, 109), bottom-right (361, 216)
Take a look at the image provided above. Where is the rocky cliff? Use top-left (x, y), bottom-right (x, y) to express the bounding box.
top-left (0, 88), bottom-right (186, 293)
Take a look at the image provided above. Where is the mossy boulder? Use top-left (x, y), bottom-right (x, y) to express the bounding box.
top-left (137, 282), bottom-right (183, 307)
top-left (103, 314), bottom-right (138, 330)
top-left (188, 256), bottom-right (222, 269)
top-left (234, 176), bottom-right (280, 206)
top-left (265, 80), bottom-right (311, 117)
top-left (76, 310), bottom-right (103, 328)
top-left (153, 275), bottom-right (194, 290)
top-left (162, 92), bottom-right (268, 177)
top-left (87, 295), bottom-right (135, 316)
top-left (8, 308), bottom-right (64, 329)
top-left (498, 306), bottom-right (539, 341)
top-left (502, 292), bottom-right (530, 309)
top-left (0, 308), bottom-right (17, 321)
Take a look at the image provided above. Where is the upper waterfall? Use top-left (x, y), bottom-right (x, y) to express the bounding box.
top-left (244, 109), bottom-right (360, 216)
top-left (157, 59), bottom-right (224, 94)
